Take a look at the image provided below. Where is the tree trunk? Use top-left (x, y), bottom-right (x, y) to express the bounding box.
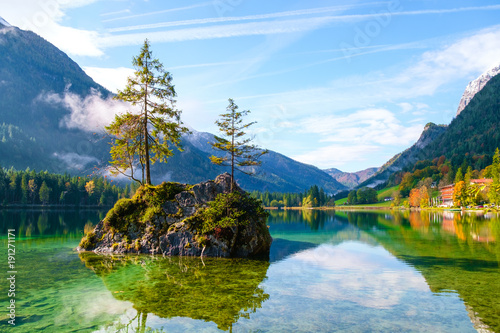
top-left (231, 113), bottom-right (235, 193)
top-left (144, 76), bottom-right (151, 185)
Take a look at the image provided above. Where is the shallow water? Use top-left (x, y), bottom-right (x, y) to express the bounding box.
top-left (0, 209), bottom-right (499, 332)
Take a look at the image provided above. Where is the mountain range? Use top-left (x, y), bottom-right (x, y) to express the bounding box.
top-left (360, 64), bottom-right (500, 188)
top-left (2, 18), bottom-right (499, 195)
top-left (0, 20), bottom-right (346, 193)
top-left (359, 123), bottom-right (447, 188)
top-left (323, 167), bottom-right (378, 188)
top-left (456, 65), bottom-right (500, 116)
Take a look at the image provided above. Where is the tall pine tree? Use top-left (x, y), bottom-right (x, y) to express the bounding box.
top-left (106, 39), bottom-right (189, 185)
top-left (210, 98), bottom-right (267, 192)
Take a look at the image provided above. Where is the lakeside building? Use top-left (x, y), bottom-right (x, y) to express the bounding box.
top-left (438, 179), bottom-right (493, 207)
top-left (439, 184), bottom-right (455, 207)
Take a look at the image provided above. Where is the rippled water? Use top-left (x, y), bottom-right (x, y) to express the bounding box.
top-left (1, 209), bottom-right (499, 332)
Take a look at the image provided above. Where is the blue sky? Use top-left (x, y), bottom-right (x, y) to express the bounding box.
top-left (3, 0), bottom-right (500, 172)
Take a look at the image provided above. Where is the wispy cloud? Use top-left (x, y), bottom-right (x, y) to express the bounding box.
top-left (222, 25), bottom-right (500, 112)
top-left (8, 2), bottom-right (500, 57)
top-left (40, 90), bottom-right (136, 132)
top-left (102, 4), bottom-right (500, 47)
top-left (200, 40), bottom-right (430, 90)
top-left (84, 67), bottom-right (135, 93)
top-left (102, 3), bottom-right (213, 23)
top-left (100, 9), bottom-right (131, 17)
top-left (99, 16), bottom-right (333, 47)
top-left (107, 3), bottom-right (386, 33)
top-left (293, 144), bottom-right (381, 169)
top-left (169, 59), bottom-right (262, 71)
top-left (290, 108), bottom-right (424, 168)
top-left (53, 152), bottom-right (99, 171)
top-left (300, 109), bottom-right (423, 145)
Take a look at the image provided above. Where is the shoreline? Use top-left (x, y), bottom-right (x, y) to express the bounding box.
top-left (264, 206), bottom-right (499, 213)
top-left (0, 204), bottom-right (112, 211)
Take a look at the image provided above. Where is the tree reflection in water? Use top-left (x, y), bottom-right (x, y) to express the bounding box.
top-left (79, 253), bottom-right (270, 332)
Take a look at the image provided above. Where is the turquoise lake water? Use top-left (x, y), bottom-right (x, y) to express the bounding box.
top-left (0, 209), bottom-right (499, 332)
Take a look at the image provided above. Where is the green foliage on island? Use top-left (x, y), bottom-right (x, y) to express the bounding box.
top-left (189, 192), bottom-right (269, 234)
top-left (0, 166), bottom-right (132, 207)
top-left (80, 178), bottom-right (270, 252)
top-left (103, 182), bottom-right (185, 233)
top-left (79, 231), bottom-right (97, 251)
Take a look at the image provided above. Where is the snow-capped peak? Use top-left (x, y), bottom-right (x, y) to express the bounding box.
top-left (0, 16), bottom-right (11, 27)
top-left (457, 64), bottom-right (500, 116)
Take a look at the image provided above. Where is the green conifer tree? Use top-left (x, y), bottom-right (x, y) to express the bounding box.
top-left (210, 98), bottom-right (267, 192)
top-left (106, 39), bottom-right (189, 185)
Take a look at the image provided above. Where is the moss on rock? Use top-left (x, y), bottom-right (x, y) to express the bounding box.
top-left (77, 173), bottom-right (272, 258)
top-left (79, 231), bottom-right (97, 250)
top-left (103, 181), bottom-right (186, 233)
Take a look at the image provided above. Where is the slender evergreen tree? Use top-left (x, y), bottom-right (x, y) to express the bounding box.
top-left (210, 98), bottom-right (268, 192)
top-left (106, 39), bottom-right (189, 185)
top-left (488, 148), bottom-right (500, 205)
top-left (454, 167), bottom-right (464, 184)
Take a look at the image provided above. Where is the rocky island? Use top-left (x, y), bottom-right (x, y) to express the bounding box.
top-left (77, 173), bottom-right (272, 258)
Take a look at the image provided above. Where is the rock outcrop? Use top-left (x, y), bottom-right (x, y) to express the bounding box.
top-left (457, 64), bottom-right (500, 116)
top-left (77, 173), bottom-right (272, 258)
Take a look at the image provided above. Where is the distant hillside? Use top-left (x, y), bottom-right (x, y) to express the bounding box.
top-left (0, 21), bottom-right (111, 173)
top-left (0, 23), bottom-right (346, 193)
top-left (324, 167), bottom-right (378, 189)
top-left (361, 63), bottom-right (500, 188)
top-left (359, 123), bottom-right (447, 188)
top-left (418, 71), bottom-right (500, 165)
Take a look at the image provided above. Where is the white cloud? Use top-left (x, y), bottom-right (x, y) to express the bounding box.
top-left (394, 25), bottom-right (500, 97)
top-left (41, 24), bottom-right (103, 57)
top-left (293, 144), bottom-right (380, 169)
top-left (290, 109), bottom-right (423, 168)
top-left (398, 102), bottom-right (413, 113)
top-left (41, 90), bottom-right (136, 132)
top-left (2, 0), bottom-right (103, 56)
top-left (53, 152), bottom-right (98, 170)
top-left (234, 25), bottom-right (500, 111)
top-left (84, 67), bottom-right (135, 93)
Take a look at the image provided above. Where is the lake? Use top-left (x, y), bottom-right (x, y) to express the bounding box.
top-left (1, 209), bottom-right (499, 332)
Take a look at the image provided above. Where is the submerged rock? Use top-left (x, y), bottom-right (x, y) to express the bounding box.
top-left (77, 173), bottom-right (272, 258)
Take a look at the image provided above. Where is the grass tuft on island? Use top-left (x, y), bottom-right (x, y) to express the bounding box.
top-left (186, 191), bottom-right (269, 235)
